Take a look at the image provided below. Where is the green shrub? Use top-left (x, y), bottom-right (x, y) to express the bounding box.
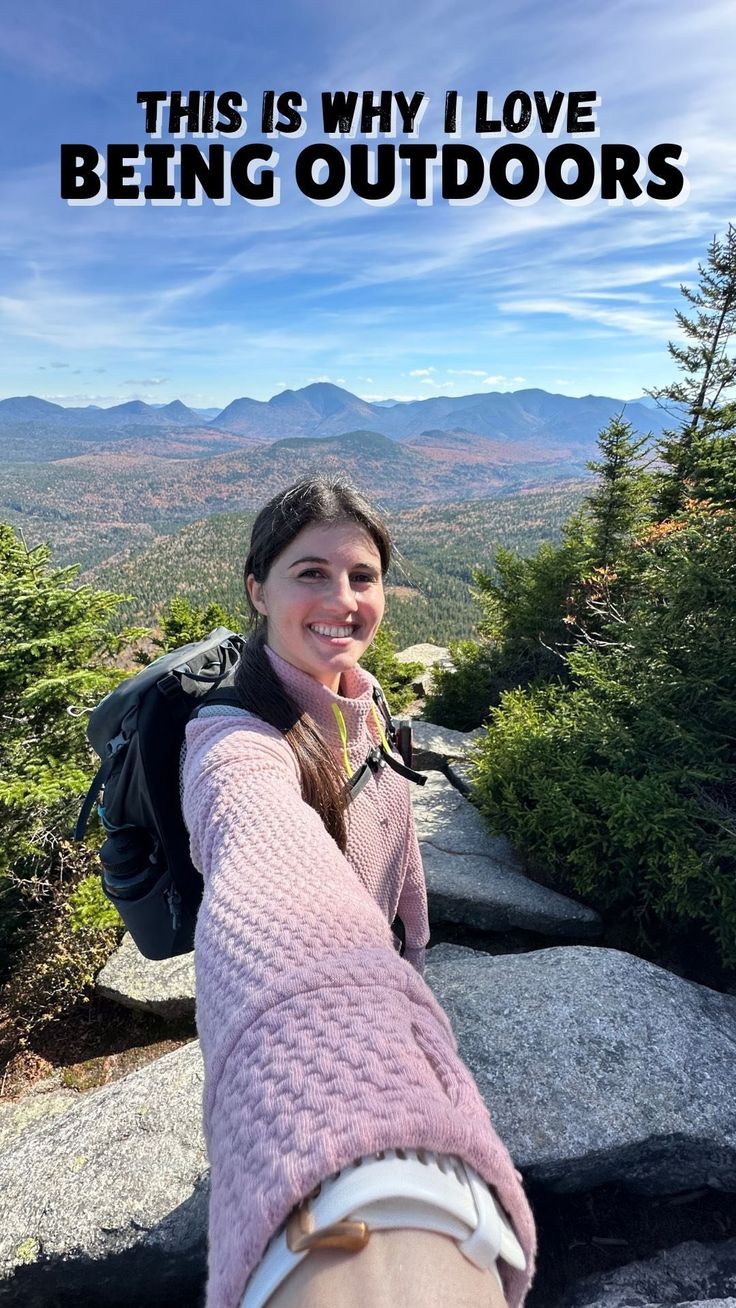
top-left (67, 874), bottom-right (122, 933)
top-left (425, 538), bottom-right (586, 731)
top-left (424, 640), bottom-right (497, 731)
top-left (469, 502), bottom-right (736, 968)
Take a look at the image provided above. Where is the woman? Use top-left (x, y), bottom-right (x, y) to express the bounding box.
top-left (181, 477), bottom-right (536, 1308)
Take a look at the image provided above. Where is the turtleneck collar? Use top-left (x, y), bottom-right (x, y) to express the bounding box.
top-left (264, 643), bottom-right (378, 746)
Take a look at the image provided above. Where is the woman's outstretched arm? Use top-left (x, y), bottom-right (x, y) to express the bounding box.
top-left (183, 713), bottom-right (536, 1308)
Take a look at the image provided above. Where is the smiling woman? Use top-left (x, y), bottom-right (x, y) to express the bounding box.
top-left (245, 519), bottom-right (386, 693)
top-left (180, 477), bottom-right (536, 1308)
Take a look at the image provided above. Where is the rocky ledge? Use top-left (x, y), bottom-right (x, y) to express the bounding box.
top-left (1, 688), bottom-right (733, 1307)
top-left (1, 945), bottom-right (735, 1305)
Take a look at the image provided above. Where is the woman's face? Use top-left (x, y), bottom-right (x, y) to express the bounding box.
top-left (246, 520), bottom-right (385, 692)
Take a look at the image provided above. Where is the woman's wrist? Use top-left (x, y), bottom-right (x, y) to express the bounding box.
top-left (241, 1150), bottom-right (525, 1308)
top-left (261, 1227), bottom-right (510, 1308)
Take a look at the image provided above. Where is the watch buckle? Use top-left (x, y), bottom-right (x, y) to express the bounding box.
top-left (286, 1198), bottom-right (370, 1254)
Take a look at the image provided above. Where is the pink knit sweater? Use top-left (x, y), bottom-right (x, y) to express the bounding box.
top-left (182, 645), bottom-right (536, 1308)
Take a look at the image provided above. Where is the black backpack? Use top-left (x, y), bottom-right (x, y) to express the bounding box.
top-left (75, 627), bottom-right (424, 961)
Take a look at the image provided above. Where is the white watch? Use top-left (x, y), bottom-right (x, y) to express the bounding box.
top-left (241, 1149), bottom-right (526, 1308)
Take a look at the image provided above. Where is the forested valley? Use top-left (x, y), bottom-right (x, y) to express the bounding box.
top-left (89, 481), bottom-right (588, 648)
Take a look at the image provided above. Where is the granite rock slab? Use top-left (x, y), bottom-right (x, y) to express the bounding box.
top-left (395, 644), bottom-right (453, 695)
top-left (395, 643), bottom-right (452, 668)
top-left (415, 772), bottom-right (602, 937)
top-left (422, 843), bottom-right (602, 937)
top-left (0, 1084), bottom-right (80, 1150)
top-left (0, 1040), bottom-right (206, 1306)
top-left (96, 932), bottom-right (196, 1020)
top-left (5, 944), bottom-right (736, 1304)
top-left (412, 769), bottom-right (528, 859)
top-left (411, 719), bottom-right (484, 772)
top-left (553, 1237), bottom-right (736, 1307)
top-left (425, 944), bottom-right (736, 1195)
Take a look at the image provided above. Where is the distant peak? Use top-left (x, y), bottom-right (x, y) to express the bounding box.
top-left (111, 400), bottom-right (151, 414)
top-left (161, 399), bottom-right (191, 413)
top-left (0, 395), bottom-right (66, 417)
top-left (298, 382), bottom-right (367, 405)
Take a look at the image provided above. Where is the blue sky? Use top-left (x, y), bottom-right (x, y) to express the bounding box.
top-left (1, 0), bottom-right (734, 410)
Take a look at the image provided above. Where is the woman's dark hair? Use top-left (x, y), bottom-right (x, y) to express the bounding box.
top-left (234, 476), bottom-right (392, 851)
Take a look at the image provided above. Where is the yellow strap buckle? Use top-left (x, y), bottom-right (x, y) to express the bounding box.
top-left (331, 700), bottom-right (391, 782)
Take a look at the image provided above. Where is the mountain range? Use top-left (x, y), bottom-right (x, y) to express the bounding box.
top-left (2, 382), bottom-right (676, 575)
top-left (0, 382), bottom-right (671, 464)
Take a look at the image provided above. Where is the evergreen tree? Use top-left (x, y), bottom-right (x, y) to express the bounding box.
top-left (564, 415), bottom-right (654, 648)
top-left (464, 227), bottom-right (736, 970)
top-left (0, 524), bottom-right (144, 971)
top-left (648, 224), bottom-right (736, 516)
top-left (429, 416), bottom-right (654, 728)
top-left (582, 415), bottom-right (652, 572)
top-left (474, 538), bottom-right (584, 676)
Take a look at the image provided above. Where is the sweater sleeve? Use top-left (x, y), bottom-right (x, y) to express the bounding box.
top-left (183, 714), bottom-right (536, 1308)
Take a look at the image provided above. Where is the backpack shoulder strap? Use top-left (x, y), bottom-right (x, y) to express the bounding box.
top-left (371, 683), bottom-right (396, 744)
top-left (75, 754), bottom-right (116, 841)
top-left (189, 688), bottom-right (246, 720)
top-left (369, 683), bottom-right (426, 787)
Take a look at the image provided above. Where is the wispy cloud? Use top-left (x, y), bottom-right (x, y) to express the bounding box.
top-left (497, 297), bottom-right (674, 338)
